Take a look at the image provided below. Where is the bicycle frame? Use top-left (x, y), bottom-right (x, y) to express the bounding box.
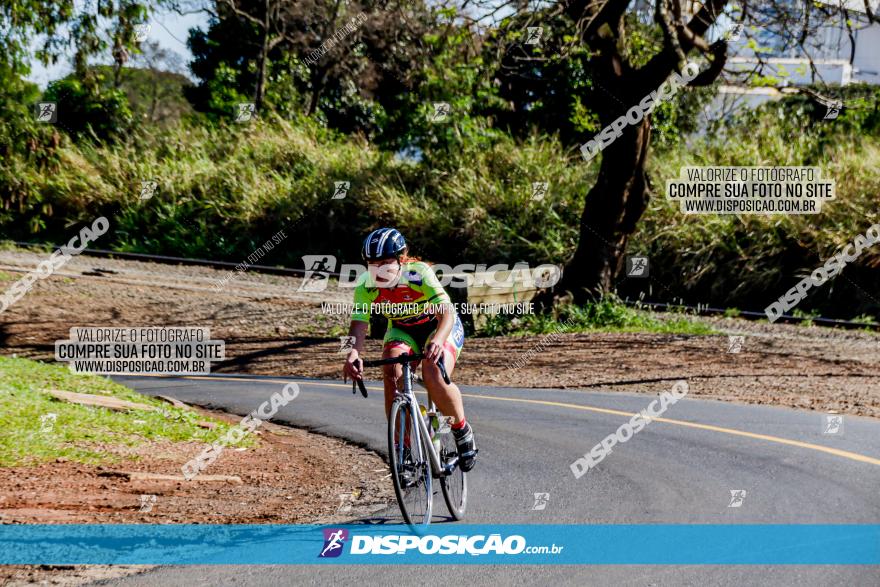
top-left (397, 360), bottom-right (448, 477)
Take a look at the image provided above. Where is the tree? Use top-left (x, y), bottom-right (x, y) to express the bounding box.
top-left (0, 1), bottom-right (76, 76)
top-left (187, 0), bottom-right (436, 135)
top-left (454, 0), bottom-right (870, 303)
top-left (132, 41), bottom-right (190, 124)
top-left (0, 0), bottom-right (166, 102)
top-left (211, 0), bottom-right (300, 112)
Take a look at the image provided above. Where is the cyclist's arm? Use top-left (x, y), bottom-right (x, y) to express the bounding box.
top-left (344, 279), bottom-right (374, 380)
top-left (343, 321), bottom-right (368, 382)
top-left (347, 321), bottom-right (368, 354)
top-left (428, 303), bottom-right (455, 347)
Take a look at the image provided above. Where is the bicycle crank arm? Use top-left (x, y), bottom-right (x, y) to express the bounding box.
top-left (440, 456), bottom-right (459, 476)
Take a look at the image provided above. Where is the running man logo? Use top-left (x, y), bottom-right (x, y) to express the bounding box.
top-left (319, 528), bottom-right (349, 558)
top-left (822, 414), bottom-right (844, 435)
top-left (533, 265), bottom-right (561, 289)
top-left (531, 492), bottom-right (550, 511)
top-left (338, 336), bottom-right (356, 354)
top-left (824, 100), bottom-right (843, 120)
top-left (725, 23), bottom-right (744, 42)
top-left (332, 181), bottom-right (350, 200)
top-left (236, 103), bottom-right (256, 122)
top-left (299, 255), bottom-right (337, 292)
top-left (525, 27), bottom-right (543, 45)
top-left (626, 256), bottom-right (649, 278)
top-left (35, 102), bottom-right (57, 123)
top-left (531, 181), bottom-right (548, 202)
top-left (39, 413), bottom-right (57, 433)
top-left (138, 494), bottom-right (157, 513)
top-left (430, 102), bottom-right (450, 122)
top-left (726, 335), bottom-right (744, 354)
top-left (139, 179), bottom-right (158, 201)
top-left (336, 491), bottom-right (360, 513)
top-left (133, 23), bottom-right (151, 42)
top-left (728, 490), bottom-right (747, 508)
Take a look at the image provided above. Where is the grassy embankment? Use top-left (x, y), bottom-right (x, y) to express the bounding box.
top-left (0, 356), bottom-right (248, 467)
top-left (2, 99), bottom-right (877, 323)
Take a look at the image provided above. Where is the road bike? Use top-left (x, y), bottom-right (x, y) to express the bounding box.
top-left (352, 353), bottom-right (467, 526)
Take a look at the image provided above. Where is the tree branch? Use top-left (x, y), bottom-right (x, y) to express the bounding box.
top-left (689, 40), bottom-right (726, 86)
top-left (655, 0), bottom-right (686, 66)
top-left (633, 0), bottom-right (727, 89)
top-left (564, 0), bottom-right (633, 43)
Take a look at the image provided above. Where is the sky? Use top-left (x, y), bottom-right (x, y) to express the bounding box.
top-left (26, 7), bottom-right (209, 88)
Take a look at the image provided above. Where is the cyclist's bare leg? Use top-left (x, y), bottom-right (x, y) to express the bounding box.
top-left (421, 347), bottom-right (465, 424)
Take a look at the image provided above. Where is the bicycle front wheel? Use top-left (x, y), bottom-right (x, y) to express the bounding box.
top-left (388, 398), bottom-right (432, 526)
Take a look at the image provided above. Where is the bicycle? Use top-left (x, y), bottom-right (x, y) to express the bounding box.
top-left (352, 353), bottom-right (468, 526)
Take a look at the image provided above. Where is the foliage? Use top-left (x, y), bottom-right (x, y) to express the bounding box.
top-left (1, 96), bottom-right (878, 319)
top-left (631, 95), bottom-right (880, 318)
top-left (186, 0), bottom-right (437, 139)
top-left (186, 13), bottom-right (262, 120)
top-left (0, 0), bottom-right (161, 80)
top-left (43, 75), bottom-right (133, 141)
top-left (2, 0), bottom-right (880, 321)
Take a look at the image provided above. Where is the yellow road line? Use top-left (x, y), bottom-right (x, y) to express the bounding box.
top-left (128, 373), bottom-right (298, 386)
top-left (134, 374), bottom-right (880, 467)
top-left (457, 392), bottom-right (880, 467)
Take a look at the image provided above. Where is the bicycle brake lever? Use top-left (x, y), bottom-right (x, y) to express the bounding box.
top-left (350, 359), bottom-right (368, 398)
top-left (356, 378), bottom-right (368, 398)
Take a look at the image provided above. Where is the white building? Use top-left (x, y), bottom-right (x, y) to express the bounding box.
top-left (707, 1), bottom-right (880, 117)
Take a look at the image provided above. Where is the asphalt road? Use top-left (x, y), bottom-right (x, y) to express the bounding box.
top-left (99, 373), bottom-right (880, 586)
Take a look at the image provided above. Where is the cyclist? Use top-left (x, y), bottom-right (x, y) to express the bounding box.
top-left (342, 227), bottom-right (477, 472)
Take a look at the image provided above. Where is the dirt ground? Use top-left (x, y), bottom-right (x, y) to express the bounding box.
top-left (0, 406), bottom-right (393, 585)
top-left (1, 248), bottom-right (878, 417)
top-left (0, 411), bottom-right (392, 525)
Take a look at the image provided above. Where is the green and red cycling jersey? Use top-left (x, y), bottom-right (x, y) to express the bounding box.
top-left (350, 261), bottom-right (452, 327)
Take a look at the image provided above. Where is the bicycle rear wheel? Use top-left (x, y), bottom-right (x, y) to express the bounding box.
top-left (439, 424), bottom-right (467, 520)
top-left (388, 397), bottom-right (432, 526)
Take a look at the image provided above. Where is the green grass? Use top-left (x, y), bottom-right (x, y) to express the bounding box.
top-left (853, 314), bottom-right (879, 327)
top-left (790, 308), bottom-right (821, 327)
top-left (0, 356), bottom-right (251, 467)
top-left (478, 296), bottom-right (716, 336)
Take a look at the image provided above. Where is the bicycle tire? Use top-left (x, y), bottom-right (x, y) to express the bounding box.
top-left (388, 397), bottom-right (432, 526)
top-left (439, 426), bottom-right (467, 520)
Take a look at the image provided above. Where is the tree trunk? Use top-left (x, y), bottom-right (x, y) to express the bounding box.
top-left (254, 29), bottom-right (269, 112)
top-left (255, 45), bottom-right (268, 112)
top-left (307, 66), bottom-right (328, 116)
top-left (559, 116), bottom-right (652, 304)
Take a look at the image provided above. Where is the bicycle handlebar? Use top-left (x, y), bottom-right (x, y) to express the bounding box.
top-left (351, 353), bottom-right (451, 398)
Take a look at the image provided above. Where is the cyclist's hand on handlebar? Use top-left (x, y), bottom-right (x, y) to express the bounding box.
top-left (424, 341), bottom-right (443, 364)
top-left (343, 350), bottom-right (363, 383)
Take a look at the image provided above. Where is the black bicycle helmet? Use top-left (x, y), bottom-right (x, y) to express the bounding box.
top-left (362, 227), bottom-right (407, 261)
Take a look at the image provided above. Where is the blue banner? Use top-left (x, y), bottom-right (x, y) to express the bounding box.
top-left (0, 525), bottom-right (878, 565)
